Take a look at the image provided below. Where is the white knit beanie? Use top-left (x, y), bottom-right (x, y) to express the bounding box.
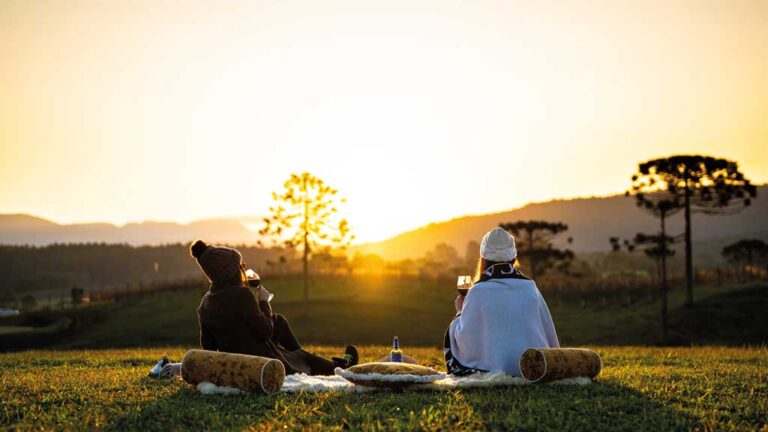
top-left (480, 227), bottom-right (517, 262)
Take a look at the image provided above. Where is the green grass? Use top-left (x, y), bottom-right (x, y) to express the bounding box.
top-left (0, 325), bottom-right (35, 335)
top-left (2, 346), bottom-right (766, 431)
top-left (663, 284), bottom-right (768, 345)
top-left (36, 280), bottom-right (767, 349)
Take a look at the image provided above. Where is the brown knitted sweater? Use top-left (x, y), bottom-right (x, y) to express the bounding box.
top-left (197, 283), bottom-right (313, 375)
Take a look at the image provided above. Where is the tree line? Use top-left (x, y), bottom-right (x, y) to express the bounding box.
top-left (2, 160), bottom-right (762, 323)
top-left (0, 243), bottom-right (288, 301)
top-left (622, 155), bottom-right (758, 341)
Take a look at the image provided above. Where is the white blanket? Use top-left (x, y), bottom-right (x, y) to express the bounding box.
top-left (450, 277), bottom-right (560, 376)
top-left (195, 372), bottom-right (592, 395)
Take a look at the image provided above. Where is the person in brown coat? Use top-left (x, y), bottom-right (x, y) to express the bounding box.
top-left (190, 240), bottom-right (358, 375)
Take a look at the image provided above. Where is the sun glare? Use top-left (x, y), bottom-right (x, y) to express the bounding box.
top-left (0, 0), bottom-right (766, 243)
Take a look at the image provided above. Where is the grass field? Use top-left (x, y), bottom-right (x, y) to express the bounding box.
top-left (2, 346), bottom-right (766, 431)
top-left (23, 280), bottom-right (766, 350)
top-left (3, 280), bottom-right (765, 430)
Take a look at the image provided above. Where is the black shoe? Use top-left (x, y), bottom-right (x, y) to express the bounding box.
top-left (332, 345), bottom-right (359, 369)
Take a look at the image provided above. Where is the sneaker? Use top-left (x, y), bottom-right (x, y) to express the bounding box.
top-left (332, 345), bottom-right (359, 369)
top-left (148, 355), bottom-right (170, 377)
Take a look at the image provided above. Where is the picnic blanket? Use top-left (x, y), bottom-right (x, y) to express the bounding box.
top-left (195, 371), bottom-right (593, 394)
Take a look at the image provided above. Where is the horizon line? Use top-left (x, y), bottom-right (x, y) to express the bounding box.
top-left (2, 183), bottom-right (765, 245)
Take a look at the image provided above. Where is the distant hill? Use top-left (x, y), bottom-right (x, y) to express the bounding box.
top-left (2, 186), bottom-right (766, 259)
top-left (0, 215), bottom-right (260, 246)
top-left (351, 186), bottom-right (768, 261)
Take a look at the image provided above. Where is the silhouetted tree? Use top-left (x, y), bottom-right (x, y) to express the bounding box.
top-left (260, 173), bottom-right (354, 308)
top-left (395, 259), bottom-right (419, 277)
top-left (613, 231), bottom-right (678, 341)
top-left (351, 253), bottom-right (386, 274)
top-left (609, 237), bottom-right (635, 253)
top-left (722, 239), bottom-right (768, 280)
top-left (0, 243), bottom-right (289, 296)
top-left (499, 220), bottom-right (574, 278)
top-left (424, 243), bottom-right (462, 270)
top-left (311, 251), bottom-right (349, 276)
top-left (636, 232), bottom-right (677, 341)
top-left (623, 191), bottom-right (683, 339)
top-left (629, 155), bottom-right (757, 306)
top-left (464, 240), bottom-right (480, 270)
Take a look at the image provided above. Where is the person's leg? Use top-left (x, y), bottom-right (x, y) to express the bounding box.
top-left (271, 313), bottom-right (358, 375)
top-left (271, 314), bottom-right (302, 351)
top-left (298, 345), bottom-right (359, 375)
top-left (299, 350), bottom-right (338, 375)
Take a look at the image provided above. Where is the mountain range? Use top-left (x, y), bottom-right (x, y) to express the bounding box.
top-left (0, 214), bottom-right (262, 246)
top-left (351, 185), bottom-right (768, 261)
top-left (2, 186), bottom-right (766, 261)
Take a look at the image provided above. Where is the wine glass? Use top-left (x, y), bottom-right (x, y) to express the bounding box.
top-left (245, 269), bottom-right (273, 302)
top-left (456, 275), bottom-right (472, 296)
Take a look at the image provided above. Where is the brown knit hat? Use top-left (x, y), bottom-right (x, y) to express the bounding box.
top-left (190, 240), bottom-right (243, 284)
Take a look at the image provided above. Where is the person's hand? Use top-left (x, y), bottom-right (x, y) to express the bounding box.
top-left (257, 286), bottom-right (271, 302)
top-left (160, 362), bottom-right (182, 378)
top-left (454, 295), bottom-right (465, 313)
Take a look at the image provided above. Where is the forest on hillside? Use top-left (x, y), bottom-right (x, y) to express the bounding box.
top-left (1, 237), bottom-right (763, 309)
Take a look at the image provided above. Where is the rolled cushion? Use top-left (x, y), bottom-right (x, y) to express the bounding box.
top-left (181, 349), bottom-right (286, 394)
top-left (335, 362), bottom-right (446, 388)
top-left (519, 348), bottom-right (602, 383)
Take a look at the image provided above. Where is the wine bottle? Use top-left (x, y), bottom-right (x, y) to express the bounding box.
top-left (390, 336), bottom-right (403, 362)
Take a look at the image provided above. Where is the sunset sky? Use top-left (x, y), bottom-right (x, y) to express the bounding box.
top-left (1, 0), bottom-right (766, 242)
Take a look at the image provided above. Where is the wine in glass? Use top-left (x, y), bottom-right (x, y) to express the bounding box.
top-left (245, 269), bottom-right (273, 302)
top-left (456, 275), bottom-right (472, 296)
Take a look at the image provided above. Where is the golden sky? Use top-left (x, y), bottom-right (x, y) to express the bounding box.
top-left (1, 0), bottom-right (766, 242)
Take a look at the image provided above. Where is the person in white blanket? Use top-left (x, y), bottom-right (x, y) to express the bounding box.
top-left (445, 227), bottom-right (560, 376)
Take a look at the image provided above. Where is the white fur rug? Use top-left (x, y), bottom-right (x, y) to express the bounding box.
top-left (195, 372), bottom-right (592, 395)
